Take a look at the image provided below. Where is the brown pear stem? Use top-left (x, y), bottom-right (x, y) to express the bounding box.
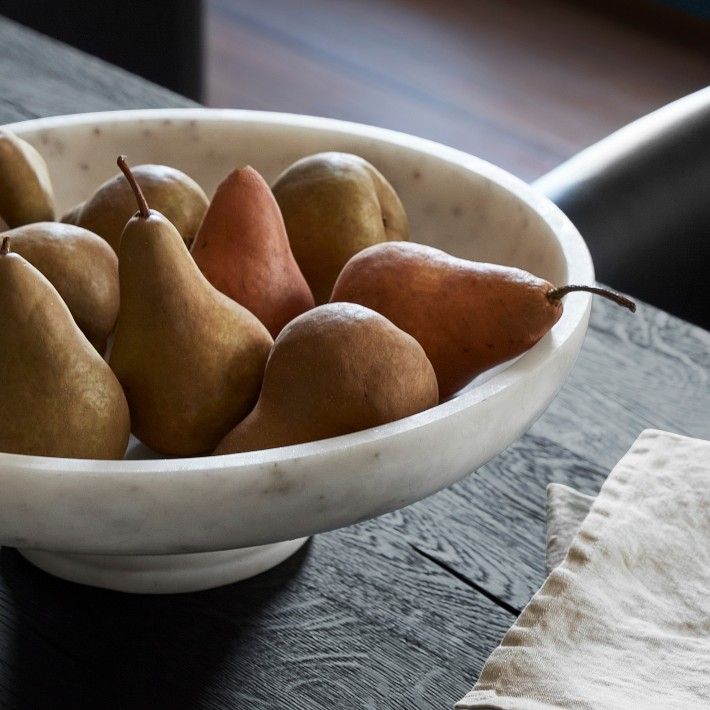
top-left (0, 236), bottom-right (10, 256)
top-left (548, 284), bottom-right (636, 312)
top-left (117, 155), bottom-right (150, 219)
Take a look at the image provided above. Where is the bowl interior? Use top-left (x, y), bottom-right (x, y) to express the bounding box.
top-left (20, 111), bottom-right (568, 287)
top-left (6, 109), bottom-right (585, 465)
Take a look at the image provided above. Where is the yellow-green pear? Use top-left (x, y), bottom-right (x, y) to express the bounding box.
top-left (272, 152), bottom-right (408, 304)
top-left (109, 157), bottom-right (273, 456)
top-left (63, 163), bottom-right (208, 253)
top-left (0, 130), bottom-right (55, 227)
top-left (5, 222), bottom-right (119, 352)
top-left (0, 237), bottom-right (129, 459)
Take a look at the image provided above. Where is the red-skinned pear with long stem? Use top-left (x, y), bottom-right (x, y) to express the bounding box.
top-left (332, 241), bottom-right (635, 398)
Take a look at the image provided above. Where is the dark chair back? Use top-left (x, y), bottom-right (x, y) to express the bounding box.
top-left (534, 88), bottom-right (710, 329)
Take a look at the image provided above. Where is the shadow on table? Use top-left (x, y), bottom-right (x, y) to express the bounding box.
top-left (0, 542), bottom-right (310, 709)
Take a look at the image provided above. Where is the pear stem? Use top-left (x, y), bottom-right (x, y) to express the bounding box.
top-left (548, 284), bottom-right (636, 312)
top-left (117, 154), bottom-right (150, 219)
top-left (0, 236), bottom-right (10, 256)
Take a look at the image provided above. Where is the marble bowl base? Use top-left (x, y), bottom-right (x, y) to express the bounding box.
top-left (19, 537), bottom-right (309, 594)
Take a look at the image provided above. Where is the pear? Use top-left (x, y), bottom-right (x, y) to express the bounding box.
top-left (191, 166), bottom-right (314, 337)
top-left (0, 130), bottom-right (55, 227)
top-left (6, 222), bottom-right (119, 352)
top-left (0, 237), bottom-right (129, 459)
top-left (271, 152), bottom-right (408, 304)
top-left (214, 302), bottom-right (438, 454)
top-left (332, 241), bottom-right (635, 398)
top-left (63, 164), bottom-right (208, 253)
top-left (109, 157), bottom-right (273, 457)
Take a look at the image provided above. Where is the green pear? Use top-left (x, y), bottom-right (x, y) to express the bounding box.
top-left (272, 152), bottom-right (408, 304)
top-left (63, 164), bottom-right (208, 253)
top-left (0, 130), bottom-right (55, 227)
top-left (0, 237), bottom-right (129, 459)
top-left (109, 157), bottom-right (273, 456)
top-left (5, 222), bottom-right (119, 352)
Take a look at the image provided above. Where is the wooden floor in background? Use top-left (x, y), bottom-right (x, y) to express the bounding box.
top-left (204, 0), bottom-right (710, 181)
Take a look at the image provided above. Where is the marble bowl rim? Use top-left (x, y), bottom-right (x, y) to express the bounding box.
top-left (0, 108), bottom-right (594, 473)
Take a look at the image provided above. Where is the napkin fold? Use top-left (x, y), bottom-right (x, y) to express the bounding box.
top-left (545, 483), bottom-right (593, 576)
top-left (456, 429), bottom-right (710, 710)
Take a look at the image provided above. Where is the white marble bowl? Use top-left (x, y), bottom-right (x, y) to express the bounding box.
top-left (0, 110), bottom-right (593, 593)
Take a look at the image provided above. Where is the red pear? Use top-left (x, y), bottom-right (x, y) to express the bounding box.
top-left (331, 241), bottom-right (634, 398)
top-left (191, 166), bottom-right (314, 336)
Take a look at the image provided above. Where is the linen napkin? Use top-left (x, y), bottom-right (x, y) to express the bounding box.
top-left (545, 483), bottom-right (594, 576)
top-left (456, 429), bottom-right (710, 710)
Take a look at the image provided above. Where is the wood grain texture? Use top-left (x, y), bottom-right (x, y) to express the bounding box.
top-left (385, 297), bottom-right (710, 611)
top-left (0, 534), bottom-right (513, 709)
top-left (1, 14), bottom-right (710, 710)
top-left (205, 0), bottom-right (710, 181)
top-left (0, 17), bottom-right (195, 122)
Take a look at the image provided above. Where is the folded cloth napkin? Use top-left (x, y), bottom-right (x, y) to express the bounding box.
top-left (456, 429), bottom-right (710, 710)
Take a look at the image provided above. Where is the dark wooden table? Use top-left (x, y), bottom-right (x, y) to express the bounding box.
top-left (0, 17), bottom-right (708, 710)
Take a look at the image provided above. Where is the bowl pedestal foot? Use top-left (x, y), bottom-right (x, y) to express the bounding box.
top-left (18, 537), bottom-right (309, 594)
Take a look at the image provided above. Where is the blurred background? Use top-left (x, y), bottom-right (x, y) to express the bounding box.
top-left (1, 0), bottom-right (708, 323)
top-left (0, 0), bottom-right (707, 180)
top-left (203, 0), bottom-right (710, 182)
